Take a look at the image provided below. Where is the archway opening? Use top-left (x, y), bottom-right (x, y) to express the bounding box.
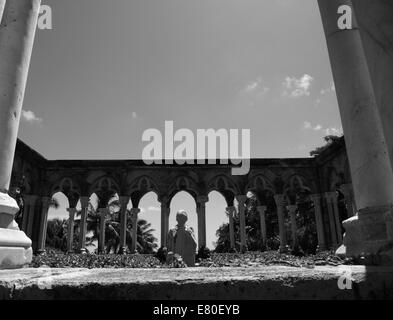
top-left (206, 191), bottom-right (227, 250)
top-left (138, 191), bottom-right (160, 251)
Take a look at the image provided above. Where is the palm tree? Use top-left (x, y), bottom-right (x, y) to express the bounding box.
top-left (45, 218), bottom-right (67, 251)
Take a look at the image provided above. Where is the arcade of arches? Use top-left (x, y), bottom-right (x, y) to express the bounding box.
top-left (10, 137), bottom-right (355, 254)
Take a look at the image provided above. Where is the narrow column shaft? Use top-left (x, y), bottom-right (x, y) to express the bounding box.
top-left (196, 196), bottom-right (208, 249)
top-left (26, 195), bottom-right (37, 238)
top-left (160, 206), bottom-right (170, 247)
top-left (226, 206), bottom-right (236, 251)
top-left (119, 196), bottom-right (129, 254)
top-left (130, 208), bottom-right (140, 253)
top-left (274, 195), bottom-right (287, 252)
top-left (257, 205), bottom-right (267, 248)
top-left (66, 208), bottom-right (77, 253)
top-left (287, 205), bottom-right (298, 248)
top-left (78, 197), bottom-right (89, 254)
top-left (37, 197), bottom-right (51, 254)
top-left (310, 194), bottom-right (326, 251)
top-left (324, 193), bottom-right (338, 248)
top-left (98, 208), bottom-right (107, 254)
top-left (340, 184), bottom-right (355, 217)
top-left (236, 195), bottom-right (247, 252)
top-left (329, 192), bottom-right (343, 243)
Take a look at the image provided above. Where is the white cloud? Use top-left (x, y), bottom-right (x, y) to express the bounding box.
top-left (313, 124), bottom-right (322, 131)
top-left (241, 77), bottom-right (270, 96)
top-left (21, 110), bottom-right (42, 124)
top-left (325, 127), bottom-right (343, 136)
top-left (147, 206), bottom-right (160, 212)
top-left (282, 74), bottom-right (314, 98)
top-left (320, 81), bottom-right (336, 95)
top-left (132, 111), bottom-right (138, 119)
top-left (303, 121), bottom-right (312, 130)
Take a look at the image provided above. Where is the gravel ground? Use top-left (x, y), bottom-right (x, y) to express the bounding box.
top-left (30, 250), bottom-right (352, 269)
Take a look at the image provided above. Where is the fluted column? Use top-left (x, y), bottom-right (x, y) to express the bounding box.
top-left (324, 192), bottom-right (338, 248)
top-left (26, 195), bottom-right (37, 238)
top-left (226, 206), bottom-right (236, 251)
top-left (340, 184), bottom-right (356, 218)
top-left (36, 197), bottom-right (51, 254)
top-left (119, 196), bottom-right (129, 254)
top-left (310, 194), bottom-right (326, 251)
top-left (256, 205), bottom-right (267, 249)
top-left (98, 208), bottom-right (107, 254)
top-left (274, 194), bottom-right (288, 253)
top-left (318, 0), bottom-right (393, 258)
top-left (196, 196), bottom-right (208, 249)
top-left (287, 204), bottom-right (298, 249)
top-left (236, 195), bottom-right (247, 252)
top-left (78, 196), bottom-right (89, 254)
top-left (130, 208), bottom-right (140, 253)
top-left (66, 207), bottom-right (77, 253)
top-left (160, 203), bottom-right (170, 248)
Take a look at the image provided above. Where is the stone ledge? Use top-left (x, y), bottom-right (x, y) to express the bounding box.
top-left (0, 266), bottom-right (393, 300)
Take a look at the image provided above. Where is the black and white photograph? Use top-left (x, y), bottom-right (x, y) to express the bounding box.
top-left (0, 0), bottom-right (393, 311)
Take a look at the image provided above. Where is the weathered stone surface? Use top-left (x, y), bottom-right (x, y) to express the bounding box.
top-left (1, 266), bottom-right (393, 299)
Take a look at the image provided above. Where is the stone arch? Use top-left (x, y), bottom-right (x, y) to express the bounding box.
top-left (167, 176), bottom-right (201, 203)
top-left (284, 173), bottom-right (312, 204)
top-left (51, 177), bottom-right (81, 208)
top-left (207, 174), bottom-right (239, 206)
top-left (128, 175), bottom-right (160, 208)
top-left (89, 176), bottom-right (120, 208)
top-left (246, 174), bottom-right (275, 205)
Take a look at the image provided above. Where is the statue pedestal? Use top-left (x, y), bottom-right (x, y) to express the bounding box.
top-left (0, 192), bottom-right (32, 269)
top-left (336, 206), bottom-right (393, 265)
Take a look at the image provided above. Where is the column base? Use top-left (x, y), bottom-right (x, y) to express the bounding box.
top-left (336, 205), bottom-right (393, 265)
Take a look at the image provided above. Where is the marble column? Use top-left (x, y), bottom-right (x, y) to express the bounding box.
top-left (160, 204), bottom-right (170, 248)
top-left (256, 205), bottom-right (267, 248)
top-left (236, 195), bottom-right (247, 252)
top-left (324, 192), bottom-right (338, 248)
top-left (26, 195), bottom-right (37, 238)
top-left (36, 197), bottom-right (51, 254)
top-left (130, 208), bottom-right (140, 253)
top-left (226, 206), bottom-right (236, 251)
top-left (0, 0), bottom-right (41, 268)
top-left (274, 194), bottom-right (288, 253)
top-left (310, 194), bottom-right (326, 251)
top-left (98, 208), bottom-right (107, 254)
top-left (119, 196), bottom-right (129, 254)
top-left (78, 197), bottom-right (89, 254)
top-left (327, 191), bottom-right (343, 244)
top-left (340, 184), bottom-right (356, 218)
top-left (287, 204), bottom-right (298, 249)
top-left (196, 196), bottom-right (208, 249)
top-left (319, 0), bottom-right (393, 258)
top-left (66, 207), bottom-right (77, 253)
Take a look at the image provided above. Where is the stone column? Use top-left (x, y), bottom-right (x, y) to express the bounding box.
top-left (130, 208), bottom-right (140, 253)
top-left (324, 192), bottom-right (338, 248)
top-left (0, 0), bottom-right (42, 268)
top-left (226, 206), bottom-right (236, 251)
top-left (98, 208), bottom-right (107, 254)
top-left (236, 195), bottom-right (247, 252)
top-left (160, 205), bottom-right (170, 248)
top-left (196, 196), bottom-right (208, 249)
top-left (287, 204), bottom-right (298, 249)
top-left (78, 196), bottom-right (89, 254)
top-left (340, 184), bottom-right (356, 218)
top-left (310, 194), bottom-right (326, 251)
top-left (327, 191), bottom-right (343, 244)
top-left (36, 196), bottom-right (51, 254)
top-left (256, 205), bottom-right (267, 248)
top-left (26, 195), bottom-right (37, 238)
top-left (119, 196), bottom-right (129, 254)
top-left (274, 194), bottom-right (288, 253)
top-left (318, 0), bottom-right (393, 258)
top-left (66, 207), bottom-right (77, 253)
top-left (0, 1), bottom-right (5, 20)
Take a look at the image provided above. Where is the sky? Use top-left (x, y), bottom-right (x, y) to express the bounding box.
top-left (19, 0), bottom-right (343, 249)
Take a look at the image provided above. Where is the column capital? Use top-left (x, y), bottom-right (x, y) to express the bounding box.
top-left (235, 195), bottom-right (247, 204)
top-left (119, 196), bottom-right (130, 207)
top-left (80, 196), bottom-right (89, 208)
top-left (310, 193), bottom-right (322, 201)
top-left (286, 204), bottom-right (298, 212)
top-left (161, 207), bottom-right (170, 215)
top-left (66, 207), bottom-right (78, 214)
top-left (274, 194), bottom-right (286, 206)
top-left (41, 196), bottom-right (52, 207)
top-left (257, 205), bottom-right (267, 213)
top-left (197, 195), bottom-right (209, 204)
top-left (130, 207), bottom-right (141, 215)
top-left (226, 206), bottom-right (236, 213)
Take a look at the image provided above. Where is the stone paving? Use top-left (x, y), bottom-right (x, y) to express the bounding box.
top-left (1, 265), bottom-right (393, 299)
